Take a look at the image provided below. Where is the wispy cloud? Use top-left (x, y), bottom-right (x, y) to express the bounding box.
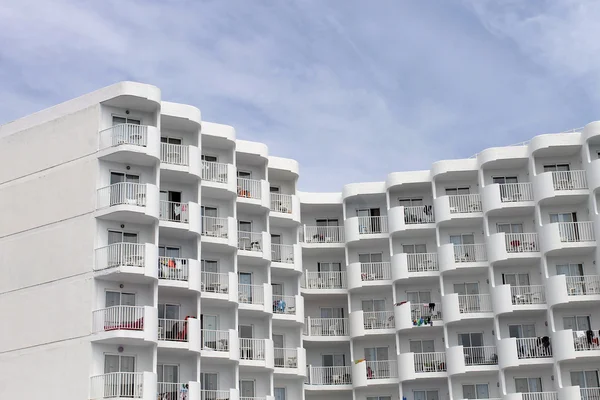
top-left (0, 0), bottom-right (598, 190)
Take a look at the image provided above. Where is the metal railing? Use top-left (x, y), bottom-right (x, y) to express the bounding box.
top-left (521, 392), bottom-right (558, 400)
top-left (97, 182), bottom-right (147, 209)
top-left (573, 330), bottom-right (600, 351)
top-left (237, 178), bottom-right (262, 199)
top-left (358, 216), bottom-right (388, 234)
top-left (453, 244), bottom-right (487, 262)
top-left (556, 221), bottom-right (595, 242)
top-left (272, 244), bottom-right (294, 263)
top-left (510, 285), bottom-right (546, 305)
top-left (360, 262), bottom-right (391, 281)
top-left (458, 294), bottom-right (492, 313)
top-left (505, 233), bottom-right (539, 253)
top-left (365, 360), bottom-right (398, 379)
top-left (160, 142), bottom-right (189, 166)
top-left (580, 388), bottom-right (600, 400)
top-left (92, 305), bottom-right (145, 333)
top-left (499, 182), bottom-right (534, 202)
top-left (159, 200), bottom-right (189, 222)
top-left (410, 303), bottom-right (442, 321)
top-left (158, 318), bottom-right (188, 342)
top-left (565, 275), bottom-right (600, 295)
top-left (238, 231), bottom-right (263, 252)
top-left (274, 348), bottom-right (298, 368)
top-left (552, 170), bottom-right (588, 190)
top-left (200, 272), bottom-right (229, 294)
top-left (363, 311), bottom-right (394, 329)
top-left (201, 160), bottom-right (229, 183)
top-left (201, 329), bottom-right (229, 351)
top-left (100, 124), bottom-right (148, 149)
top-left (403, 205), bottom-right (435, 224)
top-left (448, 194), bottom-right (482, 213)
top-left (305, 317), bottom-right (348, 336)
top-left (270, 193), bottom-right (293, 214)
top-left (302, 225), bottom-right (344, 243)
top-left (240, 397), bottom-right (266, 400)
top-left (158, 257), bottom-right (188, 281)
top-left (95, 243), bottom-right (145, 270)
top-left (158, 382), bottom-right (189, 399)
top-left (273, 295), bottom-right (296, 314)
top-left (239, 338), bottom-right (265, 360)
top-left (463, 346), bottom-right (498, 365)
top-left (306, 365), bottom-right (352, 385)
top-left (200, 390), bottom-right (231, 400)
top-left (238, 284), bottom-right (264, 305)
top-left (406, 253), bottom-right (438, 272)
top-left (414, 352), bottom-right (446, 372)
top-left (90, 372), bottom-right (143, 399)
top-left (302, 271), bottom-right (347, 289)
top-left (201, 216), bottom-right (229, 238)
top-left (516, 337), bottom-right (553, 359)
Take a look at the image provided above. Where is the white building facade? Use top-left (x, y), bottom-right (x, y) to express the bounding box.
top-left (1, 82), bottom-right (600, 400)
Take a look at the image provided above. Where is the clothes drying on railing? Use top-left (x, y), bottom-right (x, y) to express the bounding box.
top-left (273, 299), bottom-right (287, 313)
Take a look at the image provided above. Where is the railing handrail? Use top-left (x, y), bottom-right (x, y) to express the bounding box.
top-left (406, 252), bottom-right (439, 272)
top-left (302, 271), bottom-right (347, 289)
top-left (458, 293), bottom-right (492, 313)
top-left (447, 193), bottom-right (482, 213)
top-left (498, 182), bottom-right (534, 202)
top-left (551, 170), bottom-right (588, 190)
top-left (99, 123), bottom-right (147, 133)
top-left (160, 142), bottom-right (189, 166)
top-left (515, 337), bottom-right (553, 358)
top-left (553, 221), bottom-right (595, 242)
top-left (95, 304), bottom-right (144, 312)
top-left (453, 243), bottom-right (487, 262)
top-left (302, 225), bottom-right (345, 243)
top-left (98, 181), bottom-right (145, 191)
top-left (305, 317), bottom-right (349, 336)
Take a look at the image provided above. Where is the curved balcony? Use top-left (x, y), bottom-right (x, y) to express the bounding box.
top-left (482, 183), bottom-right (535, 216)
top-left (91, 305), bottom-right (158, 345)
top-left (274, 347), bottom-right (306, 377)
top-left (238, 232), bottom-right (271, 264)
top-left (504, 392), bottom-right (557, 400)
top-left (442, 293), bottom-right (493, 324)
top-left (200, 329), bottom-right (239, 360)
top-left (446, 345), bottom-right (498, 376)
top-left (201, 161), bottom-right (237, 195)
top-left (237, 178), bottom-right (270, 209)
top-left (533, 170), bottom-right (589, 205)
top-left (159, 201), bottom-right (201, 236)
top-left (552, 329), bottom-right (600, 363)
top-left (434, 194), bottom-right (482, 226)
top-left (272, 294), bottom-right (304, 324)
top-left (491, 284), bottom-right (547, 315)
top-left (95, 182), bottom-right (160, 223)
top-left (303, 317), bottom-right (350, 341)
top-left (98, 124), bottom-right (160, 165)
top-left (305, 365), bottom-right (353, 391)
top-left (239, 338), bottom-right (274, 369)
top-left (487, 232), bottom-right (540, 266)
top-left (388, 205), bottom-right (435, 237)
top-left (90, 371), bottom-right (157, 400)
top-left (393, 302), bottom-right (443, 332)
top-left (351, 360), bottom-right (399, 388)
top-left (439, 243), bottom-right (488, 274)
top-left (200, 271), bottom-right (238, 303)
top-left (160, 142), bottom-right (201, 181)
top-left (397, 352), bottom-right (447, 382)
top-left (270, 243), bottom-right (302, 273)
top-left (158, 258), bottom-right (201, 293)
top-left (269, 193), bottom-right (301, 224)
top-left (238, 283), bottom-right (272, 315)
top-left (558, 386), bottom-right (594, 400)
top-left (299, 225), bottom-right (345, 248)
top-left (496, 337), bottom-right (553, 369)
top-left (539, 222), bottom-right (596, 255)
top-left (157, 317), bottom-right (201, 353)
top-left (300, 271), bottom-right (347, 295)
top-left (201, 216), bottom-right (237, 249)
top-left (347, 262), bottom-right (392, 291)
top-left (392, 253), bottom-right (439, 282)
top-left (94, 243), bottom-right (158, 282)
top-left (349, 310), bottom-right (395, 338)
top-left (546, 274), bottom-right (600, 308)
top-left (345, 216), bottom-right (389, 244)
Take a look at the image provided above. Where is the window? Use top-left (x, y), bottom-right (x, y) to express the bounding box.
top-left (237, 170), bottom-right (252, 178)
top-left (367, 397), bottom-right (392, 400)
top-left (462, 384), bottom-right (490, 399)
top-left (316, 218), bottom-right (339, 226)
top-left (271, 283), bottom-right (284, 297)
top-left (357, 208), bottom-right (382, 233)
top-left (238, 221), bottom-right (253, 249)
top-left (413, 390), bottom-right (439, 400)
top-left (201, 206), bottom-right (218, 217)
top-left (407, 291), bottom-right (431, 304)
top-left (320, 307), bottom-right (344, 318)
top-left (238, 325), bottom-right (253, 338)
top-left (398, 197), bottom-right (424, 207)
top-left (110, 171), bottom-right (140, 185)
top-left (549, 212), bottom-right (576, 223)
top-left (450, 233), bottom-right (475, 246)
top-left (161, 136), bottom-right (182, 145)
top-left (239, 380), bottom-right (255, 398)
top-left (157, 364), bottom-right (179, 384)
top-left (403, 244), bottom-right (427, 253)
top-left (497, 223), bottom-right (524, 234)
top-left (543, 163), bottom-right (570, 172)
top-left (493, 176), bottom-right (518, 184)
top-left (105, 291), bottom-right (135, 307)
top-left (201, 260), bottom-right (218, 273)
top-left (362, 299), bottom-right (385, 312)
top-left (359, 253), bottom-right (383, 263)
top-left (108, 230), bottom-right (138, 245)
top-left (202, 315), bottom-right (218, 330)
top-left (201, 154), bottom-right (218, 162)
top-left (317, 262), bottom-right (342, 272)
top-left (270, 186), bottom-right (280, 193)
top-left (322, 354), bottom-right (345, 366)
top-left (364, 347), bottom-right (388, 361)
top-left (556, 263), bottom-right (584, 276)
top-left (515, 377), bottom-right (543, 393)
top-left (571, 370), bottom-right (600, 389)
top-left (158, 303), bottom-right (180, 319)
top-left (458, 332), bottom-right (484, 347)
top-left (272, 333), bottom-right (284, 349)
top-left (563, 315), bottom-right (591, 331)
top-left (274, 388), bottom-right (286, 400)
top-left (502, 273), bottom-right (530, 286)
top-left (200, 373), bottom-right (218, 390)
top-left (508, 324), bottom-right (536, 338)
top-left (454, 283), bottom-right (479, 295)
top-left (159, 246), bottom-right (180, 258)
top-left (446, 187), bottom-right (470, 195)
top-left (409, 339), bottom-right (435, 353)
top-left (112, 116), bottom-right (141, 125)
top-left (105, 354), bottom-right (135, 374)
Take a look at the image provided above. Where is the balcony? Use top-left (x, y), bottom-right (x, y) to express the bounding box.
top-left (540, 222), bottom-right (596, 255)
top-left (274, 347), bottom-right (306, 376)
top-left (301, 271), bottom-right (347, 294)
top-left (158, 257), bottom-right (201, 292)
top-left (482, 183), bottom-right (535, 215)
top-left (98, 123), bottom-right (160, 165)
top-left (201, 160), bottom-right (236, 193)
top-left (159, 200), bottom-right (201, 235)
top-left (351, 360), bottom-right (399, 388)
top-left (89, 371), bottom-right (156, 400)
top-left (349, 310), bottom-right (395, 337)
top-left (488, 232), bottom-right (540, 265)
top-left (96, 182), bottom-right (160, 223)
top-left (272, 294), bottom-right (304, 323)
top-left (239, 338), bottom-right (274, 368)
top-left (300, 225), bottom-right (345, 247)
top-left (347, 262), bottom-right (392, 290)
top-left (270, 193), bottom-right (301, 223)
top-left (94, 243), bottom-right (158, 281)
top-left (439, 243), bottom-right (488, 273)
top-left (199, 389), bottom-right (238, 400)
top-left (303, 317), bottom-right (349, 340)
top-left (238, 283), bottom-right (272, 314)
top-left (201, 216), bottom-right (237, 249)
top-left (160, 142), bottom-right (201, 180)
top-left (546, 274), bottom-right (600, 307)
top-left (200, 329), bottom-right (239, 360)
top-left (446, 345), bottom-right (498, 375)
top-left (388, 205), bottom-right (435, 236)
top-left (492, 284), bottom-right (546, 315)
top-left (398, 352), bottom-right (447, 382)
top-left (533, 170), bottom-right (589, 205)
top-left (200, 271), bottom-right (238, 303)
top-left (392, 253), bottom-right (439, 281)
top-left (158, 381), bottom-right (199, 400)
top-left (394, 302), bottom-right (443, 331)
top-left (157, 317), bottom-right (201, 352)
top-left (497, 337), bottom-right (553, 369)
top-left (238, 231), bottom-right (270, 263)
top-left (504, 392), bottom-right (558, 400)
top-left (305, 366), bottom-right (352, 389)
top-left (434, 194), bottom-right (482, 225)
top-left (91, 305), bottom-right (158, 344)
top-left (345, 216), bottom-right (389, 243)
top-left (442, 293), bottom-right (493, 324)
top-left (271, 243), bottom-right (302, 272)
top-left (237, 178), bottom-right (269, 209)
top-left (552, 329), bottom-right (600, 363)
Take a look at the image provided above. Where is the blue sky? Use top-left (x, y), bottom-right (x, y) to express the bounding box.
top-left (1, 0), bottom-right (599, 191)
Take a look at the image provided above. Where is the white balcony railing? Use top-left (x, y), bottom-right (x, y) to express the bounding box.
top-left (158, 318), bottom-right (188, 342)
top-left (92, 305), bottom-right (145, 333)
top-left (302, 271), bottom-right (347, 289)
top-left (274, 348), bottom-right (299, 368)
top-left (573, 330), bottom-right (600, 351)
top-left (240, 397), bottom-right (266, 400)
top-left (305, 317), bottom-right (348, 336)
top-left (95, 243), bottom-right (146, 270)
top-left (201, 329), bottom-right (229, 351)
top-left (458, 294), bottom-right (492, 313)
top-left (306, 365), bottom-right (352, 385)
top-left (90, 372), bottom-right (143, 399)
top-left (358, 216), bottom-right (388, 234)
top-left (363, 311), bottom-right (394, 329)
top-left (238, 231), bottom-right (263, 252)
top-left (556, 222), bottom-right (595, 242)
top-left (273, 295), bottom-right (296, 314)
top-left (271, 193), bottom-right (293, 214)
top-left (406, 253), bottom-right (439, 272)
top-left (463, 346), bottom-right (498, 365)
top-left (565, 275), bottom-right (600, 296)
top-left (160, 142), bottom-right (189, 166)
top-left (499, 182), bottom-right (534, 202)
top-left (365, 360), bottom-right (398, 379)
top-left (158, 257), bottom-right (188, 281)
top-left (360, 262), bottom-right (391, 281)
top-left (238, 284), bottom-right (264, 305)
top-left (158, 382), bottom-right (189, 399)
top-left (453, 244), bottom-right (487, 262)
top-left (552, 170), bottom-right (588, 190)
top-left (410, 303), bottom-right (442, 321)
top-left (100, 123), bottom-right (148, 148)
top-left (97, 182), bottom-right (147, 209)
top-left (522, 392), bottom-right (558, 400)
top-left (272, 244), bottom-right (294, 263)
top-left (200, 390), bottom-right (231, 400)
top-left (403, 205), bottom-right (435, 224)
top-left (505, 233), bottom-right (539, 253)
top-left (580, 388), bottom-right (600, 400)
top-left (516, 337), bottom-right (553, 359)
top-left (510, 285), bottom-right (546, 305)
top-left (200, 272), bottom-right (229, 294)
top-left (201, 216), bottom-right (229, 238)
top-left (302, 225), bottom-right (344, 243)
top-left (414, 352), bottom-right (446, 372)
top-left (237, 178), bottom-right (262, 199)
top-left (159, 200), bottom-right (189, 222)
top-left (239, 338), bottom-right (265, 360)
top-left (201, 160), bottom-right (228, 183)
top-left (448, 194), bottom-right (482, 213)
